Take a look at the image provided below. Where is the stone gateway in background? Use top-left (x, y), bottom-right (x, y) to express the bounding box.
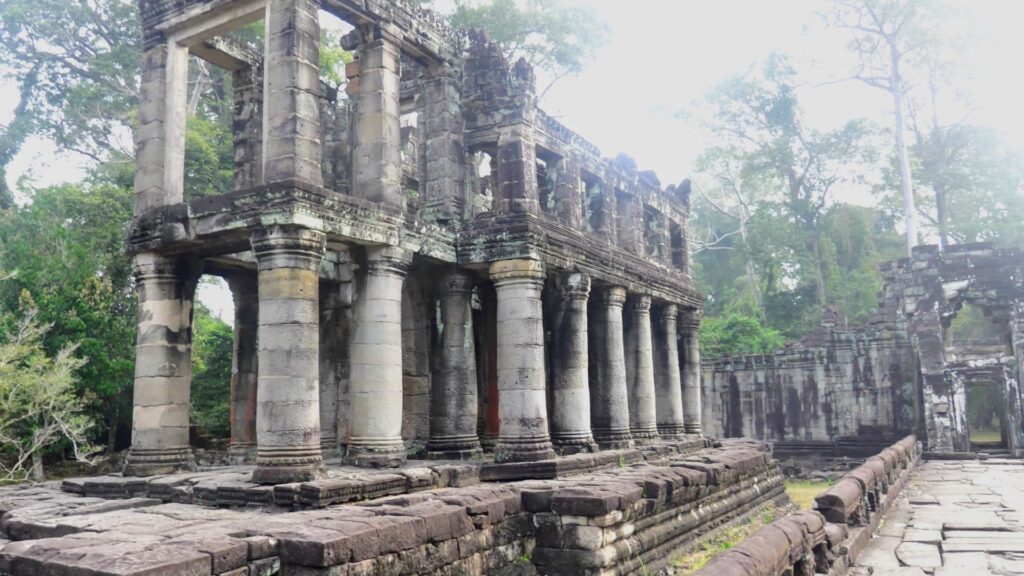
top-left (125, 0), bottom-right (702, 484)
top-left (703, 243), bottom-right (1024, 459)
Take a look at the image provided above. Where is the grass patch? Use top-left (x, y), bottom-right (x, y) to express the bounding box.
top-left (970, 428), bottom-right (1003, 443)
top-left (670, 506), bottom-right (781, 574)
top-left (785, 479), bottom-right (833, 510)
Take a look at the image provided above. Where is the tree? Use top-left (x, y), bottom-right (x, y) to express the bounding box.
top-left (449, 0), bottom-right (609, 100)
top-left (699, 309), bottom-right (785, 359)
top-left (0, 0), bottom-right (140, 164)
top-left (825, 0), bottom-right (955, 256)
top-left (697, 55), bottom-right (876, 312)
top-left (0, 307), bottom-right (96, 482)
top-left (0, 170), bottom-right (137, 451)
top-left (191, 303), bottom-right (234, 440)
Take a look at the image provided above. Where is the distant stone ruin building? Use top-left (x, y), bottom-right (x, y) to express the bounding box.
top-left (126, 0), bottom-right (702, 483)
top-left (704, 243), bottom-right (1024, 458)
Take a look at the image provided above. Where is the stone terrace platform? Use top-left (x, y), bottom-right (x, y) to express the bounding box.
top-left (0, 440), bottom-right (784, 576)
top-left (59, 438), bottom-right (708, 510)
top-left (852, 459), bottom-right (1024, 576)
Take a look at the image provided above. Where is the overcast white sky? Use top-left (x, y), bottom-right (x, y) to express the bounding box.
top-left (2, 0), bottom-right (1022, 319)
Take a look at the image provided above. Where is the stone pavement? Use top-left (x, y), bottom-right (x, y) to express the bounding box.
top-left (851, 459), bottom-right (1024, 576)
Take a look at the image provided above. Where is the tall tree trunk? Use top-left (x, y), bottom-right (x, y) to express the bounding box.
top-left (107, 405), bottom-right (119, 452)
top-left (30, 449), bottom-right (44, 482)
top-left (891, 45), bottom-right (917, 257)
top-left (808, 233), bottom-right (827, 310)
top-left (935, 182), bottom-right (949, 251)
top-left (738, 220), bottom-right (764, 310)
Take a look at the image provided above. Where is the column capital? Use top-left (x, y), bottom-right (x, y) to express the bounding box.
top-left (679, 308), bottom-right (702, 330)
top-left (366, 245), bottom-right (413, 276)
top-left (560, 272), bottom-right (591, 302)
top-left (595, 285), bottom-right (627, 307)
top-left (251, 226), bottom-right (326, 271)
top-left (661, 303), bottom-right (679, 321)
top-left (489, 258), bottom-right (545, 283)
top-left (629, 294), bottom-right (652, 312)
top-left (440, 268), bottom-right (476, 294)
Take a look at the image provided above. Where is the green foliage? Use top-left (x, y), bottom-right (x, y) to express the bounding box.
top-left (190, 302), bottom-right (233, 439)
top-left (320, 28), bottom-right (354, 90)
top-left (0, 0), bottom-right (140, 161)
top-left (185, 115), bottom-right (234, 200)
top-left (0, 172), bottom-right (136, 449)
top-left (450, 0), bottom-right (609, 97)
top-left (700, 311), bottom-right (785, 359)
top-left (0, 308), bottom-right (95, 482)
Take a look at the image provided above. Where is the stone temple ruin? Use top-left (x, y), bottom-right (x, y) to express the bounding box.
top-left (1, 1), bottom-right (1022, 575)
top-left (126, 0), bottom-right (704, 482)
top-left (704, 243), bottom-right (1024, 459)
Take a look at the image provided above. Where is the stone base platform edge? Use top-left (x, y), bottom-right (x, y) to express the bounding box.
top-left (1, 443), bottom-right (779, 576)
top-left (689, 435), bottom-right (922, 576)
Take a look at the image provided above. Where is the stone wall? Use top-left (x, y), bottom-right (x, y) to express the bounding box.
top-left (702, 324), bottom-right (917, 453)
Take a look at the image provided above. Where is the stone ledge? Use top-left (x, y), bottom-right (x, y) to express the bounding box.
top-left (1, 442), bottom-right (780, 576)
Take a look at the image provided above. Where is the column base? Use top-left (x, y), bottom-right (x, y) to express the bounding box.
top-left (124, 447), bottom-right (196, 477)
top-left (320, 435), bottom-right (339, 458)
top-left (494, 437), bottom-right (557, 463)
top-left (252, 464), bottom-right (326, 485)
top-left (251, 447), bottom-right (325, 484)
top-left (631, 428), bottom-right (662, 446)
top-left (227, 443), bottom-right (256, 465)
top-left (593, 428), bottom-right (635, 451)
top-left (346, 441), bottom-right (406, 468)
top-left (656, 424), bottom-right (688, 440)
top-left (684, 424), bottom-right (703, 434)
top-left (426, 435), bottom-right (483, 460)
top-left (552, 433), bottom-right (599, 455)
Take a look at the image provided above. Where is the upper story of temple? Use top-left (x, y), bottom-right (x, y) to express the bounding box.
top-left (128, 0), bottom-right (699, 308)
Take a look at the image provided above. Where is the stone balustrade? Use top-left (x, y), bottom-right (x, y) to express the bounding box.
top-left (693, 435), bottom-right (922, 576)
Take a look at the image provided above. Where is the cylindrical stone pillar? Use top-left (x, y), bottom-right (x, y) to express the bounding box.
top-left (626, 294), bottom-right (660, 445)
top-left (588, 286), bottom-right (634, 450)
top-left (250, 226), bottom-right (326, 484)
top-left (490, 259), bottom-right (556, 463)
top-left (427, 269), bottom-right (483, 459)
top-left (124, 253), bottom-right (199, 476)
top-left (226, 272), bottom-right (259, 463)
top-left (680, 309), bottom-right (703, 434)
top-left (655, 304), bottom-right (686, 438)
top-left (347, 246), bottom-right (411, 467)
top-left (550, 273), bottom-right (598, 454)
top-left (318, 280), bottom-right (347, 455)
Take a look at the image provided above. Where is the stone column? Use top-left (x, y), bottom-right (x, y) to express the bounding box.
top-left (226, 272), bottom-right (259, 463)
top-left (490, 259), bottom-right (556, 463)
top-left (427, 270), bottom-right (483, 459)
top-left (250, 226), bottom-right (326, 484)
top-left (588, 286), bottom-right (634, 450)
top-left (495, 122), bottom-right (539, 215)
top-left (476, 283), bottom-right (500, 450)
top-left (680, 309), bottom-right (703, 434)
top-left (626, 295), bottom-right (660, 445)
top-left (554, 156), bottom-right (582, 229)
top-left (550, 273), bottom-right (598, 454)
top-left (347, 246), bottom-right (411, 467)
top-left (232, 64), bottom-right (263, 190)
top-left (655, 304), bottom-right (686, 438)
top-left (351, 25), bottom-right (403, 207)
top-left (318, 277), bottom-right (350, 455)
top-left (124, 254), bottom-right (199, 476)
top-left (133, 42), bottom-right (187, 214)
top-left (263, 0), bottom-right (323, 185)
top-left (421, 62), bottom-right (465, 223)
